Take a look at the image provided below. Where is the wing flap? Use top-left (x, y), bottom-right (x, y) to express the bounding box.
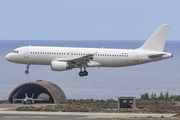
top-left (52, 53), bottom-right (97, 64)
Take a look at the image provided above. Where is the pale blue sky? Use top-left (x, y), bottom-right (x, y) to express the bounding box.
top-left (0, 0), bottom-right (179, 40)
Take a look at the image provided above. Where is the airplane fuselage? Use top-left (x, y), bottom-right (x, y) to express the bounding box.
top-left (6, 46), bottom-right (172, 67)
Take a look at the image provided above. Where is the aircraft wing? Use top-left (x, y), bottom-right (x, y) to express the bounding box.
top-left (53, 53), bottom-right (97, 64)
top-left (15, 99), bottom-right (24, 101)
top-left (31, 99), bottom-right (43, 101)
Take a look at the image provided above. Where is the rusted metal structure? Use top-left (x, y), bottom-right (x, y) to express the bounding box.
top-left (8, 80), bottom-right (67, 103)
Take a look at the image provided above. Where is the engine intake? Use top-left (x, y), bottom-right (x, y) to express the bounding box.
top-left (51, 61), bottom-right (73, 71)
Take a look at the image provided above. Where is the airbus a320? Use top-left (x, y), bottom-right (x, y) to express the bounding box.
top-left (5, 24), bottom-right (173, 77)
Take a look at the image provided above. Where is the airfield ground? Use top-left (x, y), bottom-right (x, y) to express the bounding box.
top-left (0, 103), bottom-right (177, 120)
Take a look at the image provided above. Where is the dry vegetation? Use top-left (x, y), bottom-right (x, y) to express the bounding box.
top-left (17, 99), bottom-right (117, 112)
top-left (0, 100), bottom-right (7, 104)
top-left (16, 99), bottom-right (180, 114)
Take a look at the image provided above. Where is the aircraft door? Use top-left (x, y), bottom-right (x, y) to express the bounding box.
top-left (134, 51), bottom-right (139, 62)
top-left (24, 48), bottom-right (29, 58)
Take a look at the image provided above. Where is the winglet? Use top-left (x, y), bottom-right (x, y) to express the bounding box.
top-left (138, 24), bottom-right (170, 52)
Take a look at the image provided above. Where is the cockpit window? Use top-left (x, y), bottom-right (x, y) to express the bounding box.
top-left (12, 50), bottom-right (19, 53)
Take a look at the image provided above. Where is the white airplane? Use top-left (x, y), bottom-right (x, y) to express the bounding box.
top-left (15, 93), bottom-right (42, 104)
top-left (5, 24), bottom-right (173, 77)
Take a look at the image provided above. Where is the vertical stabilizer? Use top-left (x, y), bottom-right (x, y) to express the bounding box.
top-left (31, 93), bottom-right (34, 99)
top-left (138, 24), bottom-right (170, 52)
top-left (25, 93), bottom-right (28, 97)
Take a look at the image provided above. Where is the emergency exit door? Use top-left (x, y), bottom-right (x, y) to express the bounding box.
top-left (134, 51), bottom-right (139, 62)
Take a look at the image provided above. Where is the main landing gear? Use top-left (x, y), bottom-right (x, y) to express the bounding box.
top-left (25, 64), bottom-right (30, 74)
top-left (79, 67), bottom-right (88, 77)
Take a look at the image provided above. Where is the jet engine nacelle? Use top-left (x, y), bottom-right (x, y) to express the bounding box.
top-left (51, 61), bottom-right (73, 71)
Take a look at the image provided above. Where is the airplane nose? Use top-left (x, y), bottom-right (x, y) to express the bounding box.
top-left (5, 54), bottom-right (11, 61)
top-left (5, 54), bottom-right (8, 60)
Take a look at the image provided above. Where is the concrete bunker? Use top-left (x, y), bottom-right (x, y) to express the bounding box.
top-left (8, 80), bottom-right (67, 103)
top-left (118, 97), bottom-right (136, 109)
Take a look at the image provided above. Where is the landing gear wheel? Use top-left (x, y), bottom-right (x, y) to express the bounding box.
top-left (83, 71), bottom-right (88, 76)
top-left (25, 70), bottom-right (29, 74)
top-left (25, 64), bottom-right (30, 74)
top-left (79, 71), bottom-right (84, 77)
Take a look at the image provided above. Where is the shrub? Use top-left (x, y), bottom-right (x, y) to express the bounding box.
top-left (16, 106), bottom-right (38, 111)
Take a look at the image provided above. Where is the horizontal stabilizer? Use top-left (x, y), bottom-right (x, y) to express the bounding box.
top-left (148, 53), bottom-right (166, 59)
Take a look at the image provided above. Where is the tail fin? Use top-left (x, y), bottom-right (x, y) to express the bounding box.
top-left (25, 93), bottom-right (28, 97)
top-left (138, 24), bottom-right (170, 52)
top-left (31, 93), bottom-right (34, 99)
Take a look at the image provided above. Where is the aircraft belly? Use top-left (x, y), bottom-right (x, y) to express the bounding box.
top-left (98, 55), bottom-right (140, 67)
top-left (29, 55), bottom-right (51, 65)
top-left (95, 57), bottom-right (131, 67)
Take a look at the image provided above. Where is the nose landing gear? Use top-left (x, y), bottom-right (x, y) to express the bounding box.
top-left (25, 64), bottom-right (30, 74)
